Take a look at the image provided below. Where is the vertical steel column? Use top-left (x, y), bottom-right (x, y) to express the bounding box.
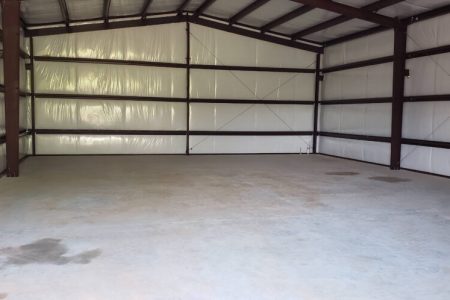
top-left (186, 20), bottom-right (191, 155)
top-left (390, 25), bottom-right (407, 170)
top-left (30, 37), bottom-right (36, 155)
top-left (2, 0), bottom-right (21, 177)
top-left (312, 53), bottom-right (321, 153)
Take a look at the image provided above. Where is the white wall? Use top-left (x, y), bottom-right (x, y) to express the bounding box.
top-left (33, 23), bottom-right (317, 155)
top-left (319, 30), bottom-right (394, 165)
top-left (401, 14), bottom-right (450, 176)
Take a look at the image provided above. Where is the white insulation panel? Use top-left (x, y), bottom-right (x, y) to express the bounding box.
top-left (320, 103), bottom-right (391, 137)
top-left (407, 13), bottom-right (450, 52)
top-left (401, 145), bottom-right (450, 177)
top-left (323, 30), bottom-right (394, 68)
top-left (190, 103), bottom-right (313, 131)
top-left (405, 53), bottom-right (450, 96)
top-left (190, 136), bottom-right (313, 154)
top-left (191, 69), bottom-right (315, 100)
top-left (322, 63), bottom-right (393, 100)
top-left (319, 137), bottom-right (391, 165)
top-left (403, 101), bottom-right (450, 142)
top-left (33, 23), bottom-right (186, 63)
top-left (20, 135), bottom-right (32, 159)
top-left (0, 143), bottom-right (5, 173)
top-left (0, 93), bottom-right (4, 136)
top-left (35, 61), bottom-right (186, 98)
top-left (190, 24), bottom-right (317, 68)
top-left (36, 99), bottom-right (186, 131)
top-left (36, 135), bottom-right (186, 155)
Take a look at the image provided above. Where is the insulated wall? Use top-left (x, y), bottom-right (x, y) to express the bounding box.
top-left (32, 22), bottom-right (317, 155)
top-left (319, 30), bottom-right (394, 165)
top-left (188, 24), bottom-right (316, 154)
top-left (401, 14), bottom-right (450, 176)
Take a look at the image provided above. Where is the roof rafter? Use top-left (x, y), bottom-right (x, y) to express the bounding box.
top-left (103, 0), bottom-right (112, 23)
top-left (323, 3), bottom-right (450, 46)
top-left (290, 0), bottom-right (397, 28)
top-left (229, 0), bottom-right (271, 25)
top-left (57, 0), bottom-right (70, 28)
top-left (177, 0), bottom-right (191, 13)
top-left (292, 0), bottom-right (405, 39)
top-left (260, 5), bottom-right (313, 32)
top-left (141, 0), bottom-right (154, 19)
top-left (193, 0), bottom-right (218, 17)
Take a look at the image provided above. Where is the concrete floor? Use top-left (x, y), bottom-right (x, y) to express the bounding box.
top-left (0, 155), bottom-right (449, 300)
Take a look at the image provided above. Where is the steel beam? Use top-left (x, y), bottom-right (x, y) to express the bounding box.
top-left (312, 53), bottom-right (321, 153)
top-left (324, 4), bottom-right (450, 47)
top-left (2, 0), bottom-right (21, 177)
top-left (104, 0), bottom-right (112, 23)
top-left (292, 0), bottom-right (404, 39)
top-left (390, 25), bottom-right (407, 170)
top-left (191, 17), bottom-right (323, 53)
top-left (229, 0), bottom-right (271, 25)
top-left (291, 0), bottom-right (397, 27)
top-left (141, 0), bottom-right (154, 19)
top-left (57, 0), bottom-right (70, 28)
top-left (261, 5), bottom-right (313, 32)
top-left (177, 0), bottom-right (191, 13)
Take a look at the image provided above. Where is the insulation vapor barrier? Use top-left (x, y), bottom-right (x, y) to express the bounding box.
top-left (190, 70), bottom-right (314, 101)
top-left (190, 104), bottom-right (313, 132)
top-left (319, 137), bottom-right (391, 166)
top-left (32, 22), bottom-right (316, 154)
top-left (319, 30), bottom-right (393, 163)
top-left (35, 62), bottom-right (186, 98)
top-left (400, 13), bottom-right (450, 176)
top-left (36, 99), bottom-right (186, 131)
top-left (33, 24), bottom-right (186, 63)
top-left (190, 136), bottom-right (313, 154)
top-left (190, 24), bottom-right (317, 68)
top-left (320, 104), bottom-right (391, 137)
top-left (36, 135), bottom-right (186, 155)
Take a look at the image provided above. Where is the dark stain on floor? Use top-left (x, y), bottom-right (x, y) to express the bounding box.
top-left (369, 176), bottom-right (410, 183)
top-left (326, 171), bottom-right (360, 176)
top-left (0, 238), bottom-right (101, 266)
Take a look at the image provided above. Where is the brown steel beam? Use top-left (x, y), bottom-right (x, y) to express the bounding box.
top-left (177, 0), bottom-right (191, 13)
top-left (193, 0), bottom-right (217, 17)
top-left (292, 0), bottom-right (404, 39)
top-left (104, 0), bottom-right (112, 23)
top-left (261, 5), bottom-right (313, 32)
top-left (291, 0), bottom-right (397, 28)
top-left (390, 25), bottom-right (407, 170)
top-left (324, 4), bottom-right (450, 47)
top-left (229, 0), bottom-right (271, 25)
top-left (312, 53), bottom-right (321, 153)
top-left (57, 0), bottom-right (70, 28)
top-left (2, 0), bottom-right (21, 177)
top-left (27, 15), bottom-right (187, 36)
top-left (191, 17), bottom-right (323, 53)
top-left (141, 0), bottom-right (154, 19)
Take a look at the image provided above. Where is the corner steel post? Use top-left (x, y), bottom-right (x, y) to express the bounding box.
top-left (2, 0), bottom-right (21, 177)
top-left (390, 24), bottom-right (407, 170)
top-left (30, 37), bottom-right (36, 155)
top-left (186, 20), bottom-right (191, 155)
top-left (312, 53), bottom-right (321, 153)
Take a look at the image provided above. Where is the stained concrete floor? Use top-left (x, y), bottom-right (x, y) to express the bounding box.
top-left (0, 155), bottom-right (449, 300)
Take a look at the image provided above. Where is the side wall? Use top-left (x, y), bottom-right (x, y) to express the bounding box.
top-left (33, 23), bottom-right (316, 155)
top-left (401, 14), bottom-right (450, 176)
top-left (319, 30), bottom-right (394, 165)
